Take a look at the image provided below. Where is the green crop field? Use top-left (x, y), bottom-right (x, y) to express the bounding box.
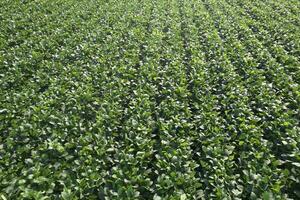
top-left (0, 0), bottom-right (299, 199)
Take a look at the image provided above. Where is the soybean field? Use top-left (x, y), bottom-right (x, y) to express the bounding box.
top-left (0, 0), bottom-right (300, 199)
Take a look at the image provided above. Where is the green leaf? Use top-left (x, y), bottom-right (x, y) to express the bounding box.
top-left (180, 193), bottom-right (187, 200)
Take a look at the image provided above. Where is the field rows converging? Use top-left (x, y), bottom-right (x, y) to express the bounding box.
top-left (0, 0), bottom-right (299, 199)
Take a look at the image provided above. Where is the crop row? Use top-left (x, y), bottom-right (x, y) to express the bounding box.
top-left (0, 0), bottom-right (299, 199)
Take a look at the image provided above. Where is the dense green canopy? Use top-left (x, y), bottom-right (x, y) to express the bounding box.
top-left (0, 0), bottom-right (299, 199)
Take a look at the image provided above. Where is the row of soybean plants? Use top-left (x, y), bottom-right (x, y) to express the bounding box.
top-left (171, 0), bottom-right (300, 199)
top-left (187, 1), bottom-right (269, 198)
top-left (0, 0), bottom-right (146, 199)
top-left (226, 0), bottom-right (300, 83)
top-left (217, 1), bottom-right (300, 199)
top-left (201, 0), bottom-right (299, 199)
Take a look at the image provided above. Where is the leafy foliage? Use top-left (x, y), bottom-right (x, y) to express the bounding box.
top-left (0, 0), bottom-right (299, 199)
